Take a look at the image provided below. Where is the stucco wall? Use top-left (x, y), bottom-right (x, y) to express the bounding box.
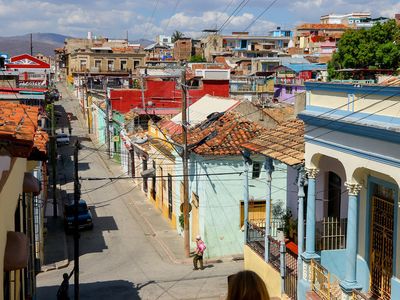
top-left (244, 245), bottom-right (281, 299)
top-left (0, 157), bottom-right (26, 300)
top-left (190, 157), bottom-right (288, 258)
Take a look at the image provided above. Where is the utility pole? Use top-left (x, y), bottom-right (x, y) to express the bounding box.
top-left (140, 74), bottom-right (146, 110)
top-left (181, 68), bottom-right (190, 258)
top-left (104, 79), bottom-right (111, 158)
top-left (30, 33), bottom-right (33, 56)
top-left (242, 150), bottom-right (251, 243)
top-left (51, 104), bottom-right (57, 217)
top-left (73, 140), bottom-right (81, 300)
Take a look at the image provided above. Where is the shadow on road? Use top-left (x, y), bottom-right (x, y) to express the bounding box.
top-left (37, 279), bottom-right (140, 300)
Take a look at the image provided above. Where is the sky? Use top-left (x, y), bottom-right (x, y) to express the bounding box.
top-left (0, 0), bottom-right (399, 39)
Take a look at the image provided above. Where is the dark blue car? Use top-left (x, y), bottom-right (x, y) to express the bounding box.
top-left (64, 200), bottom-right (93, 232)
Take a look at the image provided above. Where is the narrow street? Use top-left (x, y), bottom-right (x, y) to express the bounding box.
top-left (36, 83), bottom-right (243, 300)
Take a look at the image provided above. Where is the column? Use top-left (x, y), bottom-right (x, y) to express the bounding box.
top-left (264, 157), bottom-right (274, 262)
top-left (304, 168), bottom-right (319, 257)
top-left (297, 167), bottom-right (306, 280)
top-left (340, 182), bottom-right (362, 292)
top-left (243, 159), bottom-right (250, 243)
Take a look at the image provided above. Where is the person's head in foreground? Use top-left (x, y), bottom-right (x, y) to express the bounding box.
top-left (227, 270), bottom-right (270, 300)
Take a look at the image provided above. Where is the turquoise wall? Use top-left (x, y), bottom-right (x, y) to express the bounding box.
top-left (186, 155), bottom-right (288, 258)
top-left (391, 277), bottom-right (400, 299)
top-left (320, 250), bottom-right (370, 293)
top-left (96, 108), bottom-right (106, 145)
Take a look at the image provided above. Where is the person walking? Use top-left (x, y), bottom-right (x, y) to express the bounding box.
top-left (193, 235), bottom-right (206, 270)
top-left (57, 270), bottom-right (73, 300)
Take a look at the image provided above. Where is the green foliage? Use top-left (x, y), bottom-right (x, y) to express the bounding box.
top-left (329, 20), bottom-right (400, 79)
top-left (189, 55), bottom-right (205, 62)
top-left (172, 31), bottom-right (185, 43)
top-left (179, 213), bottom-right (184, 229)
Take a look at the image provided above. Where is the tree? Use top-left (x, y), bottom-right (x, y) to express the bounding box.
top-left (171, 30), bottom-right (185, 43)
top-left (189, 55), bottom-right (205, 62)
top-left (328, 20), bottom-right (400, 79)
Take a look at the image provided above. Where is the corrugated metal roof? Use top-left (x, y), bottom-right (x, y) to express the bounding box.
top-left (170, 94), bottom-right (239, 127)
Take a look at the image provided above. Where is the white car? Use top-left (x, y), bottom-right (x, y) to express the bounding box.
top-left (56, 133), bottom-right (70, 145)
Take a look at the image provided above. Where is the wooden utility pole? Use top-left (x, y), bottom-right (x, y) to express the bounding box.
top-left (181, 69), bottom-right (190, 257)
top-left (30, 33), bottom-right (33, 56)
top-left (51, 104), bottom-right (57, 217)
top-left (73, 140), bottom-right (81, 299)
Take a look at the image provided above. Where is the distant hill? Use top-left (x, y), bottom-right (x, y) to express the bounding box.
top-left (131, 38), bottom-right (154, 47)
top-left (0, 33), bottom-right (155, 57)
top-left (0, 33), bottom-right (70, 57)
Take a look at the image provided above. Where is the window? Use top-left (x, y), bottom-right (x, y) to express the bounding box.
top-left (252, 162), bottom-right (261, 179)
top-left (120, 60), bottom-right (127, 70)
top-left (133, 60), bottom-right (140, 69)
top-left (94, 60), bottom-right (101, 69)
top-left (285, 86), bottom-right (293, 94)
top-left (163, 38), bottom-right (168, 42)
top-left (107, 60), bottom-right (114, 71)
top-left (241, 40), bottom-right (248, 49)
top-left (80, 59), bottom-right (87, 71)
top-left (240, 200), bottom-right (266, 228)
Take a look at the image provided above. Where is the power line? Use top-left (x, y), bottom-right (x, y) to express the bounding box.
top-left (218, 0), bottom-right (251, 33)
top-left (244, 0), bottom-right (279, 32)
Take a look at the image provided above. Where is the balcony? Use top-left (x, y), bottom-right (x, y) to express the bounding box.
top-left (309, 259), bottom-right (342, 300)
top-left (275, 77), bottom-right (305, 86)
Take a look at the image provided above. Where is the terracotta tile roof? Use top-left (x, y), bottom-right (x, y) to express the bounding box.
top-left (262, 106), bottom-right (295, 124)
top-left (242, 119), bottom-right (304, 166)
top-left (297, 23), bottom-right (349, 30)
top-left (0, 102), bottom-right (47, 158)
top-left (172, 111), bottom-right (265, 156)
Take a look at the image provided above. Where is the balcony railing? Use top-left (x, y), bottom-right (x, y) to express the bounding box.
top-left (275, 78), bottom-right (305, 86)
top-left (331, 79), bottom-right (376, 84)
top-left (310, 259), bottom-right (342, 300)
top-left (316, 217), bottom-right (347, 251)
top-left (352, 290), bottom-right (370, 300)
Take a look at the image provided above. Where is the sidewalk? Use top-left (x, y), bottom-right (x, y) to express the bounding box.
top-left (59, 81), bottom-right (243, 266)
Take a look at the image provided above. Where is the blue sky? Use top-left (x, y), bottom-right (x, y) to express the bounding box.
top-left (0, 0), bottom-right (398, 39)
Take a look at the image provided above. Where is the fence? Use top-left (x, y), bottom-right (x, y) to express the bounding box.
top-left (268, 236), bottom-right (281, 271)
top-left (352, 290), bottom-right (369, 300)
top-left (246, 221), bottom-right (265, 258)
top-left (310, 259), bottom-right (342, 300)
top-left (285, 247), bottom-right (298, 300)
top-left (247, 218), bottom-right (284, 239)
top-left (316, 217), bottom-right (347, 251)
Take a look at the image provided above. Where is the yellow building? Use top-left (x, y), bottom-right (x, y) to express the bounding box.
top-left (0, 102), bottom-right (48, 300)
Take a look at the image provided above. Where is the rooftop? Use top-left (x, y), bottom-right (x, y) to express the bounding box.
top-left (242, 119), bottom-right (304, 166)
top-left (0, 102), bottom-right (48, 159)
top-left (172, 111), bottom-right (265, 156)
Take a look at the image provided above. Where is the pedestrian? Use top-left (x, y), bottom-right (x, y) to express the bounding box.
top-left (227, 270), bottom-right (270, 300)
top-left (57, 272), bottom-right (72, 300)
top-left (193, 235), bottom-right (206, 270)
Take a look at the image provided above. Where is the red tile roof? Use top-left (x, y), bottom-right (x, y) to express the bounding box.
top-left (172, 111), bottom-right (265, 156)
top-left (0, 102), bottom-right (48, 158)
top-left (297, 23), bottom-right (349, 30)
top-left (242, 119), bottom-right (304, 166)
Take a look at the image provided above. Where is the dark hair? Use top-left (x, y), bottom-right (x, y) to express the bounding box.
top-left (227, 270), bottom-right (270, 300)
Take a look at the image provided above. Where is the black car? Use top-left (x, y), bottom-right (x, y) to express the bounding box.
top-left (64, 200), bottom-right (93, 232)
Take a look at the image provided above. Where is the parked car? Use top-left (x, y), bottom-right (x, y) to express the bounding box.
top-left (56, 133), bottom-right (70, 145)
top-left (64, 199), bottom-right (93, 232)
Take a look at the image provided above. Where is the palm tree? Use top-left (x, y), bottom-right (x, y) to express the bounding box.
top-left (171, 30), bottom-right (185, 43)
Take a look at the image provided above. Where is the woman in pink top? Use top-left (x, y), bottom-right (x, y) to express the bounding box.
top-left (193, 235), bottom-right (206, 270)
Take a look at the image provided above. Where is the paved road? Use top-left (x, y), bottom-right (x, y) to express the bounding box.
top-left (36, 83), bottom-right (242, 300)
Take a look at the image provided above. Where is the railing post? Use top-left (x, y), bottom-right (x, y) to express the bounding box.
top-left (280, 239), bottom-right (286, 296)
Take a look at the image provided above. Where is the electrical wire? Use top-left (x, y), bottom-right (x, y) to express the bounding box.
top-left (243, 0), bottom-right (279, 32)
top-left (218, 0), bottom-right (251, 33)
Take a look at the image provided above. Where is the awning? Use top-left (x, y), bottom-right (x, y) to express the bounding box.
top-left (4, 231), bottom-right (28, 271)
top-left (23, 172), bottom-right (40, 196)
